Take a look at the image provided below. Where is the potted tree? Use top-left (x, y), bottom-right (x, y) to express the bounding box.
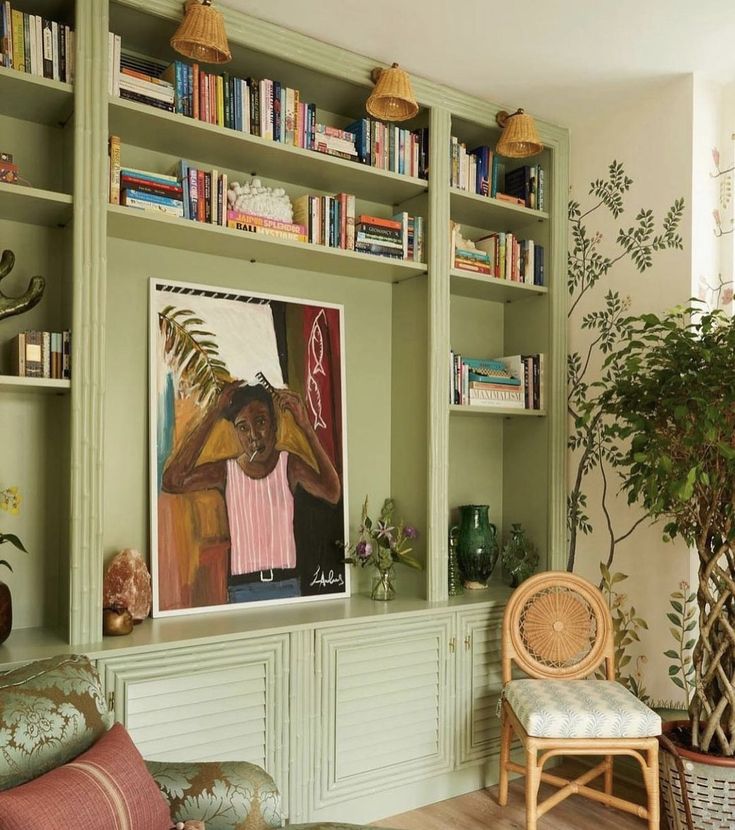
top-left (597, 305), bottom-right (735, 829)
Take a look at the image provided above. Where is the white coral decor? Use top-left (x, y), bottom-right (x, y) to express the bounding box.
top-left (226, 178), bottom-right (294, 222)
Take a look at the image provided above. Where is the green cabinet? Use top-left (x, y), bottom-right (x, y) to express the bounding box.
top-left (95, 634), bottom-right (290, 813)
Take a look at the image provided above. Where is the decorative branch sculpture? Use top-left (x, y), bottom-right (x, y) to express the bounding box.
top-left (0, 250), bottom-right (45, 320)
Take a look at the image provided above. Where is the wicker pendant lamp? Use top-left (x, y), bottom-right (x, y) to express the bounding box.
top-left (366, 63), bottom-right (419, 122)
top-left (495, 109), bottom-right (543, 158)
top-left (170, 0), bottom-right (232, 64)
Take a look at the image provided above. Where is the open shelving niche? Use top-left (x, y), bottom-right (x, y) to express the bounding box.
top-left (0, 0), bottom-right (568, 660)
top-left (0, 0), bottom-right (75, 651)
top-left (448, 114), bottom-right (555, 576)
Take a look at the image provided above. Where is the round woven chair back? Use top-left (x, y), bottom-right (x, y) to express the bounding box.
top-left (502, 571), bottom-right (613, 681)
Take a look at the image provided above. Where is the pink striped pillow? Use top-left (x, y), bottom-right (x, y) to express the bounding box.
top-left (0, 723), bottom-right (172, 830)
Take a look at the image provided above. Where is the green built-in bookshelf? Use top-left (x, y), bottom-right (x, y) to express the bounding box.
top-left (0, 1), bottom-right (568, 821)
top-left (0, 0), bottom-right (567, 653)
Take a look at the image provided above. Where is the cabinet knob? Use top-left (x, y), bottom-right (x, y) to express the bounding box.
top-left (449, 637), bottom-right (456, 653)
top-left (464, 635), bottom-right (472, 650)
top-left (107, 691), bottom-right (116, 711)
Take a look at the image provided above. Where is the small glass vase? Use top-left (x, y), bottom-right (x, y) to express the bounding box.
top-left (371, 567), bottom-right (396, 601)
top-left (501, 523), bottom-right (539, 588)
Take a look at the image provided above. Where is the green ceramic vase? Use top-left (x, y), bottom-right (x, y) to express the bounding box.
top-left (453, 505), bottom-right (498, 589)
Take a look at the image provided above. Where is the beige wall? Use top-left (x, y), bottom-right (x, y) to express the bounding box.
top-left (567, 76), bottom-right (697, 706)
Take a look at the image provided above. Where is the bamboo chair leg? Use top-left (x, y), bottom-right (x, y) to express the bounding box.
top-left (646, 745), bottom-right (660, 830)
top-left (498, 712), bottom-right (512, 806)
top-left (604, 754), bottom-right (613, 796)
top-left (525, 743), bottom-right (541, 830)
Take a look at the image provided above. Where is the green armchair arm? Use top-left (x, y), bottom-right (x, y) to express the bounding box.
top-left (146, 759), bottom-right (282, 830)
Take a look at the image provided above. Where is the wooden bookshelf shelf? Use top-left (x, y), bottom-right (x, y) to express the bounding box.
top-left (450, 187), bottom-right (548, 233)
top-left (449, 404), bottom-right (546, 418)
top-left (108, 97), bottom-right (429, 206)
top-left (0, 182), bottom-right (73, 227)
top-left (0, 66), bottom-right (73, 126)
top-left (107, 204), bottom-right (428, 283)
top-left (450, 268), bottom-right (548, 302)
top-left (0, 375), bottom-right (70, 393)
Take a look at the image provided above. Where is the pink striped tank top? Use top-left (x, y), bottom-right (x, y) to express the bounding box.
top-left (225, 452), bottom-right (296, 574)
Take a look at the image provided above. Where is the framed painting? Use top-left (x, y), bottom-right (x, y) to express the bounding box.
top-left (150, 278), bottom-right (349, 616)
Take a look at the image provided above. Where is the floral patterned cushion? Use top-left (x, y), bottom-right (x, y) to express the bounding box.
top-left (147, 759), bottom-right (282, 830)
top-left (503, 679), bottom-right (662, 738)
top-left (0, 654), bottom-right (111, 790)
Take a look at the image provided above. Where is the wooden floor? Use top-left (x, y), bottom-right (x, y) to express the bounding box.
top-left (373, 763), bottom-right (648, 830)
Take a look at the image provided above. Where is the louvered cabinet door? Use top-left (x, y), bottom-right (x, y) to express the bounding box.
top-left (313, 615), bottom-right (454, 811)
top-left (456, 604), bottom-right (504, 766)
top-left (96, 635), bottom-right (289, 810)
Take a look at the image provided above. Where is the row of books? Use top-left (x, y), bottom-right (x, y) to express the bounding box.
top-left (108, 144), bottom-right (426, 262)
top-left (449, 139), bottom-right (545, 211)
top-left (345, 120), bottom-right (429, 178)
top-left (10, 331), bottom-right (71, 379)
top-left (0, 4), bottom-right (74, 82)
top-left (452, 227), bottom-right (545, 285)
top-left (106, 44), bottom-right (430, 179)
top-left (450, 353), bottom-right (544, 410)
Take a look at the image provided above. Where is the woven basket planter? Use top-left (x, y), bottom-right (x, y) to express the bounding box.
top-left (660, 721), bottom-right (735, 830)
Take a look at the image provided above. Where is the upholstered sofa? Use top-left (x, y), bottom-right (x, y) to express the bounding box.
top-left (0, 654), bottom-right (389, 830)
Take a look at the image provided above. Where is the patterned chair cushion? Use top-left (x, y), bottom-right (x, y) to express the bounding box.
top-left (0, 653), bottom-right (112, 790)
top-left (503, 679), bottom-right (661, 738)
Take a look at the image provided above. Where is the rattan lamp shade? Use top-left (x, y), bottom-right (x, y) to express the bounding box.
top-left (495, 109), bottom-right (543, 158)
top-left (366, 63), bottom-right (419, 122)
top-left (170, 0), bottom-right (232, 64)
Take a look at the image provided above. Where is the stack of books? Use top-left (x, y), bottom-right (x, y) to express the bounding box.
top-left (450, 353), bottom-right (544, 410)
top-left (356, 216), bottom-right (401, 259)
top-left (313, 124), bottom-right (358, 161)
top-left (504, 164), bottom-right (545, 211)
top-left (227, 211), bottom-right (306, 242)
top-left (293, 193), bottom-right (355, 248)
top-left (345, 121), bottom-right (429, 178)
top-left (474, 232), bottom-right (545, 285)
top-left (109, 143), bottom-right (184, 217)
top-left (0, 5), bottom-right (74, 82)
top-left (454, 246), bottom-right (492, 275)
top-left (11, 331), bottom-right (71, 379)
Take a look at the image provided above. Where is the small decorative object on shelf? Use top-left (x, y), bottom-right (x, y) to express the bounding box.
top-left (0, 484), bottom-right (26, 646)
top-left (102, 606), bottom-right (134, 636)
top-left (103, 548), bottom-right (152, 625)
top-left (453, 504), bottom-right (498, 590)
top-left (342, 496), bottom-right (422, 601)
top-left (227, 179), bottom-right (293, 223)
top-left (501, 523), bottom-right (539, 588)
top-left (0, 153), bottom-right (18, 184)
top-left (447, 526), bottom-right (464, 597)
top-left (0, 249), bottom-right (45, 322)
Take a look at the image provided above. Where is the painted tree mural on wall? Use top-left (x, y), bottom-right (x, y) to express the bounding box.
top-left (567, 161), bottom-right (685, 696)
top-left (567, 160), bottom-right (684, 573)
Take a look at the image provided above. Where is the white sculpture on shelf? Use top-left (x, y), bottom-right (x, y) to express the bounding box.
top-left (226, 178), bottom-right (294, 223)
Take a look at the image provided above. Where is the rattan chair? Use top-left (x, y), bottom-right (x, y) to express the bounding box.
top-left (497, 571), bottom-right (661, 829)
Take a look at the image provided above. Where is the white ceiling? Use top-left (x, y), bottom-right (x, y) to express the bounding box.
top-left (220, 0), bottom-right (735, 126)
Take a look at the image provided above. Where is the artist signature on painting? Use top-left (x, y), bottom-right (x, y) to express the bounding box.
top-left (310, 566), bottom-right (345, 589)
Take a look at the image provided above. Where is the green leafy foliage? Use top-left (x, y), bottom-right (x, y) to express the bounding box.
top-left (158, 305), bottom-right (231, 408)
top-left (342, 496), bottom-right (423, 574)
top-left (663, 584), bottom-right (697, 705)
top-left (599, 563), bottom-right (650, 700)
top-left (566, 161), bottom-right (685, 572)
top-left (600, 306), bottom-right (735, 754)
